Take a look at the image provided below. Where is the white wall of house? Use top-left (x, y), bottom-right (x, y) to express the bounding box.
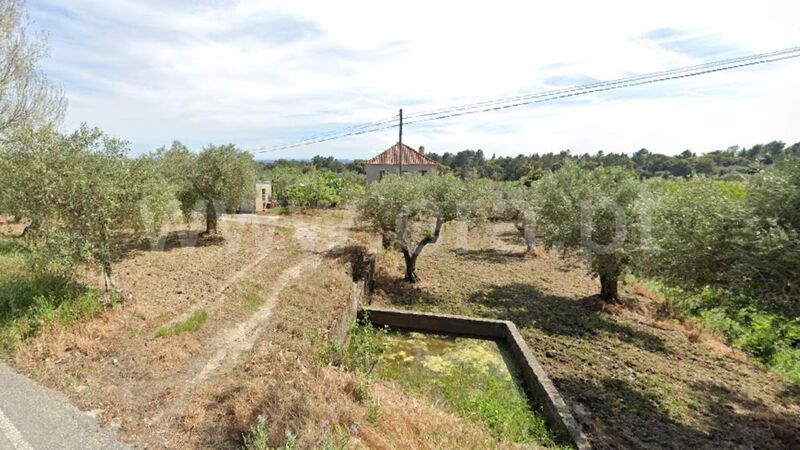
top-left (366, 164), bottom-right (437, 183)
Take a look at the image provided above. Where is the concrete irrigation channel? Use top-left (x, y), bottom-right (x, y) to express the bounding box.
top-left (331, 248), bottom-right (590, 448)
top-left (359, 306), bottom-right (591, 449)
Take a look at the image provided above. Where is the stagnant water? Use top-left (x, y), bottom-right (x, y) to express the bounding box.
top-left (379, 330), bottom-right (520, 383)
top-left (375, 329), bottom-right (571, 447)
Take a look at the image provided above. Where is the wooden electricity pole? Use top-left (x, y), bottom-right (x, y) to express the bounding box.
top-left (398, 108), bottom-right (403, 174)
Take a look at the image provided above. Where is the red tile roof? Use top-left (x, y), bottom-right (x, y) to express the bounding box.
top-left (366, 142), bottom-right (439, 166)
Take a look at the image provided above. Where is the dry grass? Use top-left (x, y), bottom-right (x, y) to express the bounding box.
top-left (181, 232), bottom-right (507, 449)
top-left (9, 217), bottom-right (315, 447)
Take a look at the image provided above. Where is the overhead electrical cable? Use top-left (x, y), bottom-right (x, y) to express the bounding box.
top-left (252, 46), bottom-right (800, 154)
top-left (399, 46), bottom-right (800, 121)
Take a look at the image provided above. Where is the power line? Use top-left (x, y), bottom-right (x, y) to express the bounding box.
top-left (248, 114), bottom-right (398, 153)
top-left (402, 52), bottom-right (800, 127)
top-left (401, 46), bottom-right (800, 121)
top-left (251, 46), bottom-right (800, 154)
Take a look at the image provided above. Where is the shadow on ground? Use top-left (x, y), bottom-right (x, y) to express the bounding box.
top-left (466, 282), bottom-right (669, 353)
top-left (451, 248), bottom-right (527, 262)
top-left (372, 272), bottom-right (445, 307)
top-left (557, 375), bottom-right (800, 449)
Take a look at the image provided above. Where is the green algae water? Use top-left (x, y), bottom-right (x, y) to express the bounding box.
top-left (375, 330), bottom-right (572, 448)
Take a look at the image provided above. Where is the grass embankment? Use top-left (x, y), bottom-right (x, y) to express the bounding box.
top-left (0, 235), bottom-right (103, 357)
top-left (637, 280), bottom-right (800, 384)
top-left (370, 222), bottom-right (800, 449)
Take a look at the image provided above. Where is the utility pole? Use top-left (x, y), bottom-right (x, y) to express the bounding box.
top-left (398, 108), bottom-right (403, 175)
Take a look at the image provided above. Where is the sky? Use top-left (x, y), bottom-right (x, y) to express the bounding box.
top-left (27, 0), bottom-right (800, 159)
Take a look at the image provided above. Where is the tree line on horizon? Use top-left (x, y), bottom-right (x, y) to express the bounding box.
top-left (286, 140), bottom-right (800, 181)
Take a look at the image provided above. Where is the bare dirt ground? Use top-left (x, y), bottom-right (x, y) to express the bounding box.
top-left (10, 211), bottom-right (355, 448)
top-left (5, 212), bottom-right (532, 450)
top-left (370, 221), bottom-right (800, 450)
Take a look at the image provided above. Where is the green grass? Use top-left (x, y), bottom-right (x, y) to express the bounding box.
top-left (0, 236), bottom-right (103, 357)
top-left (346, 322), bottom-right (572, 447)
top-left (436, 364), bottom-right (566, 446)
top-left (242, 292), bottom-right (262, 314)
top-left (156, 309), bottom-right (209, 337)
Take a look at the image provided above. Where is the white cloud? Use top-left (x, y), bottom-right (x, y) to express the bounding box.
top-left (28, 0), bottom-right (800, 158)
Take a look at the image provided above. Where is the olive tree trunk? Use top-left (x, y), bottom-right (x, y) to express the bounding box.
top-left (204, 200), bottom-right (219, 235)
top-left (598, 254), bottom-right (621, 302)
top-left (103, 260), bottom-right (116, 292)
top-left (514, 221), bottom-right (536, 256)
top-left (400, 217), bottom-right (445, 283)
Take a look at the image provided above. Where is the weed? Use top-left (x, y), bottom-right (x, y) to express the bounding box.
top-left (316, 339), bottom-right (343, 366)
top-left (156, 309), bottom-right (209, 337)
top-left (241, 416), bottom-right (297, 450)
top-left (242, 291), bottom-right (263, 314)
top-left (242, 418), bottom-right (270, 450)
top-left (0, 236), bottom-right (103, 357)
top-left (343, 319), bottom-right (387, 376)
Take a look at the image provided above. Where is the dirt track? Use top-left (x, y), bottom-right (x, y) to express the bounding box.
top-left (12, 211), bottom-right (353, 448)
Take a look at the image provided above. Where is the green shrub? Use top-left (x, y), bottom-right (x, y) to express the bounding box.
top-left (0, 236), bottom-right (103, 357)
top-left (658, 286), bottom-right (800, 383)
top-left (264, 167), bottom-right (359, 209)
top-left (343, 319), bottom-right (387, 376)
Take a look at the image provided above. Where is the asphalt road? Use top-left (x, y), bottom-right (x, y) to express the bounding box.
top-left (0, 363), bottom-right (129, 450)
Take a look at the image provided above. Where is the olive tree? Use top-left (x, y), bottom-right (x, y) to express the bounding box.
top-left (535, 162), bottom-right (642, 301)
top-left (641, 177), bottom-right (799, 302)
top-left (154, 143), bottom-right (256, 235)
top-left (6, 126), bottom-right (175, 292)
top-left (0, 125), bottom-right (59, 232)
top-left (500, 183), bottom-right (538, 255)
top-left (456, 178), bottom-right (538, 255)
top-left (0, 0), bottom-right (66, 136)
top-left (361, 174), bottom-right (464, 282)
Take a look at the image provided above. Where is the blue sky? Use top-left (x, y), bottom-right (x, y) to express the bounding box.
top-left (27, 0), bottom-right (800, 158)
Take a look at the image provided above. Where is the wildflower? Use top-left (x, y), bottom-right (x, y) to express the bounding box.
top-left (350, 424), bottom-right (360, 436)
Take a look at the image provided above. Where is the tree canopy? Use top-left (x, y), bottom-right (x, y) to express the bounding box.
top-left (0, 0), bottom-right (66, 137)
top-left (535, 161), bottom-right (642, 301)
top-left (2, 125), bottom-right (175, 292)
top-left (361, 174), bottom-right (465, 282)
top-left (153, 143), bottom-right (256, 235)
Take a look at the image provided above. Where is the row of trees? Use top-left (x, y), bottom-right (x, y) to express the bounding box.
top-left (422, 141), bottom-right (800, 181)
top-left (282, 139), bottom-right (799, 188)
top-left (0, 128), bottom-right (257, 293)
top-left (360, 157), bottom-right (799, 380)
top-left (360, 158), bottom-right (800, 307)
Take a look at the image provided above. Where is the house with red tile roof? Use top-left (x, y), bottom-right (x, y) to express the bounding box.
top-left (365, 142), bottom-right (439, 182)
